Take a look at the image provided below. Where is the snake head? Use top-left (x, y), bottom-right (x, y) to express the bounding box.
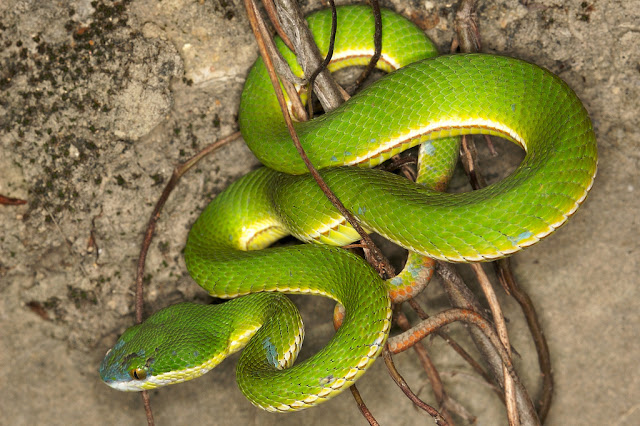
top-left (99, 302), bottom-right (228, 391)
top-left (99, 323), bottom-right (155, 391)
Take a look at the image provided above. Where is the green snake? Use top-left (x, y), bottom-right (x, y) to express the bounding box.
top-left (99, 5), bottom-right (597, 412)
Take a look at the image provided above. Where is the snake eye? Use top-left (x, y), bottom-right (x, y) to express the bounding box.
top-left (129, 368), bottom-right (147, 380)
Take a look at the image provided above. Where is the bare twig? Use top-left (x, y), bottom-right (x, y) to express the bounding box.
top-left (382, 347), bottom-right (449, 425)
top-left (388, 308), bottom-right (515, 382)
top-left (274, 0), bottom-right (345, 111)
top-left (455, 15), bottom-right (553, 415)
top-left (458, 90), bottom-right (553, 425)
top-left (495, 258), bottom-right (554, 423)
top-left (471, 263), bottom-right (519, 425)
top-left (252, 1), bottom-right (307, 120)
top-left (282, 75), bottom-right (309, 122)
top-left (483, 134), bottom-right (498, 156)
top-left (253, 0), bottom-right (305, 86)
top-left (349, 0), bottom-right (382, 92)
top-left (262, 0), bottom-right (295, 51)
top-left (349, 385), bottom-right (380, 425)
top-left (452, 1), bottom-right (543, 423)
top-left (436, 262), bottom-right (540, 425)
top-left (454, 0), bottom-right (481, 53)
top-left (253, 0), bottom-right (308, 120)
top-left (305, 0), bottom-right (338, 118)
top-left (396, 312), bottom-right (456, 425)
top-left (407, 298), bottom-right (504, 400)
top-left (459, 135), bottom-right (488, 188)
top-left (141, 391), bottom-right (154, 426)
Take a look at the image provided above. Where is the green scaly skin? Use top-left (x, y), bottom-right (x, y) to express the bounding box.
top-left (99, 5), bottom-right (597, 412)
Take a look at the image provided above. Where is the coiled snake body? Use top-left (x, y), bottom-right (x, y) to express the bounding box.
top-left (100, 6), bottom-right (597, 412)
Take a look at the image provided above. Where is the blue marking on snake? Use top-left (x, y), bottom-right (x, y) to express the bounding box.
top-left (407, 263), bottom-right (423, 279)
top-left (423, 142), bottom-right (435, 155)
top-left (389, 276), bottom-right (403, 287)
top-left (262, 338), bottom-right (279, 368)
top-left (508, 231), bottom-right (533, 245)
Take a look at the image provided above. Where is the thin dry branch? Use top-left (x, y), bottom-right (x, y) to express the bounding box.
top-left (461, 124), bottom-right (555, 422)
top-left (253, 0), bottom-right (304, 86)
top-left (436, 262), bottom-right (540, 425)
top-left (471, 263), bottom-right (519, 425)
top-left (396, 312), bottom-right (456, 425)
top-left (274, 0), bottom-right (345, 111)
top-left (495, 258), bottom-right (554, 423)
top-left (141, 391), bottom-right (154, 426)
top-left (454, 0), bottom-right (481, 53)
top-left (348, 0), bottom-right (382, 92)
top-left (349, 385), bottom-right (380, 426)
top-left (382, 347), bottom-right (449, 425)
top-left (388, 308), bottom-right (515, 383)
top-left (304, 0), bottom-right (338, 119)
top-left (459, 114), bottom-right (553, 425)
top-left (452, 1), bottom-right (543, 423)
top-left (407, 298), bottom-right (504, 401)
top-left (262, 0), bottom-right (295, 51)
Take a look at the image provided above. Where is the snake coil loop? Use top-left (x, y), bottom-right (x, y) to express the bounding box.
top-left (100, 5), bottom-right (597, 412)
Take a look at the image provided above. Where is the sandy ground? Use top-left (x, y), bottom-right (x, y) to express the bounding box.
top-left (1, 0), bottom-right (638, 424)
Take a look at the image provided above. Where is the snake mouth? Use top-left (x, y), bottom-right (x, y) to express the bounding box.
top-left (100, 359), bottom-right (218, 392)
top-left (99, 361), bottom-right (150, 392)
top-left (101, 377), bottom-right (148, 392)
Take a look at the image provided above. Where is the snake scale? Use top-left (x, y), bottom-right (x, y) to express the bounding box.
top-left (100, 5), bottom-right (597, 412)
